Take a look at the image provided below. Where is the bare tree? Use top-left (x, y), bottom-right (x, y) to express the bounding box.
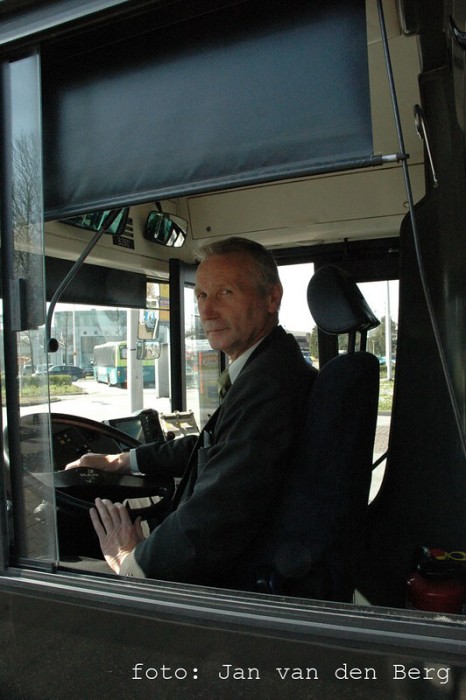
top-left (12, 131), bottom-right (41, 242)
top-left (10, 131), bottom-right (45, 334)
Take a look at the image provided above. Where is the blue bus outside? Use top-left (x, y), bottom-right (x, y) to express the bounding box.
top-left (93, 340), bottom-right (155, 387)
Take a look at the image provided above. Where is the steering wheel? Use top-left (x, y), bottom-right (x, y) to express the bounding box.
top-left (19, 412), bottom-right (175, 527)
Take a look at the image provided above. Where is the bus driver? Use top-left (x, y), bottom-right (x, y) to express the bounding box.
top-left (66, 237), bottom-right (317, 588)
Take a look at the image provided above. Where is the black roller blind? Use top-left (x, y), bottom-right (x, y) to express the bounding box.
top-left (42, 0), bottom-right (372, 219)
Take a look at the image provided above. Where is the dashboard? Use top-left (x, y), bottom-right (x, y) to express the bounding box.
top-left (14, 412), bottom-right (175, 556)
top-left (19, 412), bottom-right (138, 472)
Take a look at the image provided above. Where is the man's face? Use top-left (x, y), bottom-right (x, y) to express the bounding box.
top-left (194, 253), bottom-right (282, 361)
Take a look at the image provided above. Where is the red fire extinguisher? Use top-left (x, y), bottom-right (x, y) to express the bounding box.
top-left (407, 551), bottom-right (466, 614)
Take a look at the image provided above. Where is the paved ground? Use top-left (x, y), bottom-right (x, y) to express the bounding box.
top-left (370, 414), bottom-right (391, 501)
top-left (374, 418), bottom-right (390, 455)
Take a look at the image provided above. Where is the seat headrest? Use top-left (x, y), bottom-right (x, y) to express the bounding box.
top-left (307, 265), bottom-right (379, 335)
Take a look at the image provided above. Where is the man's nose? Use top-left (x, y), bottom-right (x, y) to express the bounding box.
top-left (200, 295), bottom-right (218, 319)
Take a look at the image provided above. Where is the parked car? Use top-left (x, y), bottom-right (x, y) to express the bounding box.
top-left (301, 351), bottom-right (313, 366)
top-left (21, 364), bottom-right (36, 376)
top-left (377, 356), bottom-right (396, 366)
top-left (81, 363), bottom-right (95, 377)
top-left (48, 365), bottom-right (85, 381)
top-left (33, 364), bottom-right (53, 375)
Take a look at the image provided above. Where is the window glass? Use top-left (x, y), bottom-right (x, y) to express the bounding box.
top-left (24, 296), bottom-right (173, 425)
top-left (5, 54), bottom-right (57, 563)
top-left (19, 280), bottom-right (213, 438)
top-left (279, 263), bottom-right (315, 363)
top-left (359, 280), bottom-right (398, 501)
top-left (184, 286), bottom-right (220, 428)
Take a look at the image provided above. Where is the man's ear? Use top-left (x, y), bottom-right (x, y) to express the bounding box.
top-left (268, 282), bottom-right (283, 313)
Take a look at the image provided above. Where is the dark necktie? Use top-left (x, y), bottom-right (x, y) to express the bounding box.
top-left (218, 368), bottom-right (231, 402)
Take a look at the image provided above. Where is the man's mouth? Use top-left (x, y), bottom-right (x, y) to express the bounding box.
top-left (206, 327), bottom-right (228, 335)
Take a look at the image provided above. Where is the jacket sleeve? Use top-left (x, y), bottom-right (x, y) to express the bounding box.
top-left (133, 434), bottom-right (198, 478)
top-left (131, 356), bottom-right (311, 585)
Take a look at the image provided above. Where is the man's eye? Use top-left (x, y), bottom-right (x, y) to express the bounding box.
top-left (219, 289), bottom-right (232, 296)
top-left (196, 292), bottom-right (206, 301)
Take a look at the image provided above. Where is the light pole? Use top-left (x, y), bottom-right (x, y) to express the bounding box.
top-left (385, 281), bottom-right (393, 381)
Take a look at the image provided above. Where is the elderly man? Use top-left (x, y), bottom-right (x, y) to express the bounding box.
top-left (67, 237), bottom-right (317, 587)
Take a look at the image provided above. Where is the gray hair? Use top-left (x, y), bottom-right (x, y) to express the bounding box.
top-left (196, 237), bottom-right (280, 296)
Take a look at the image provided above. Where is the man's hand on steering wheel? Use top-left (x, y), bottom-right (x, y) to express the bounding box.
top-left (65, 451), bottom-right (131, 473)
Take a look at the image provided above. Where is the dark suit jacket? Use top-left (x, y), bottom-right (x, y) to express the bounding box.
top-left (132, 325), bottom-right (317, 587)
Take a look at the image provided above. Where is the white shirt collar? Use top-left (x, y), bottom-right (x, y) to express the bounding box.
top-left (227, 336), bottom-right (265, 384)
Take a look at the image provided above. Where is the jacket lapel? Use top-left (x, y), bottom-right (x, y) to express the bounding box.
top-left (171, 407), bottom-right (222, 508)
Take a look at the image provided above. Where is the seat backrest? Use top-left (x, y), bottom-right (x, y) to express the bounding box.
top-left (257, 266), bottom-right (380, 602)
top-left (307, 264), bottom-right (380, 352)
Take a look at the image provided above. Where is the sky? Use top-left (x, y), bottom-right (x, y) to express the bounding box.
top-left (278, 263), bottom-right (399, 333)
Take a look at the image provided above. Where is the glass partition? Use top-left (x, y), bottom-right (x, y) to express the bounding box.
top-left (184, 287), bottom-right (220, 428)
top-left (2, 54), bottom-right (58, 565)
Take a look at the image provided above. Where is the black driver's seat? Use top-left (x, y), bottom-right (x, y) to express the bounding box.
top-left (256, 265), bottom-right (380, 602)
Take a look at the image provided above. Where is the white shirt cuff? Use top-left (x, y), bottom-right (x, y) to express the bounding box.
top-left (129, 449), bottom-right (142, 474)
top-left (119, 551), bottom-right (146, 578)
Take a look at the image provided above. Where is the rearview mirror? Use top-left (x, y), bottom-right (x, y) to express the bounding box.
top-left (62, 208), bottom-right (129, 236)
top-left (136, 340), bottom-right (161, 360)
top-left (144, 211), bottom-right (187, 247)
